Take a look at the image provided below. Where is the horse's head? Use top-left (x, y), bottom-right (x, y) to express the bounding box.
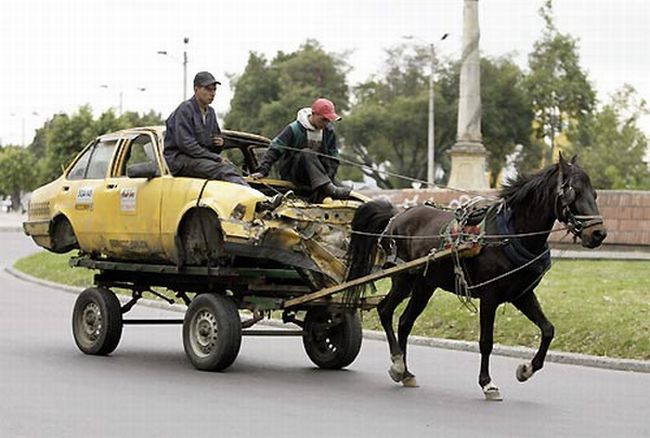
top-left (556, 153), bottom-right (607, 248)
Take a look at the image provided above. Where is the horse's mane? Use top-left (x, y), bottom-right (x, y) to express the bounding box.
top-left (499, 163), bottom-right (559, 211)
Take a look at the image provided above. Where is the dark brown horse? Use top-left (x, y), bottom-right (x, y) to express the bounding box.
top-left (346, 154), bottom-right (606, 400)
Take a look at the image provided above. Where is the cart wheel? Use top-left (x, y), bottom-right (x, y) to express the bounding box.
top-left (302, 309), bottom-right (362, 369)
top-left (183, 294), bottom-right (242, 371)
top-left (72, 287), bottom-right (123, 355)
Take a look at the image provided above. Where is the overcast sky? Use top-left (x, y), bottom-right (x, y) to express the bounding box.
top-left (1, 0), bottom-right (648, 146)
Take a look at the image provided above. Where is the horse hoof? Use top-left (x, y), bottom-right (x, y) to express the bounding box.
top-left (388, 367), bottom-right (403, 383)
top-left (401, 376), bottom-right (419, 388)
top-left (516, 362), bottom-right (534, 382)
top-left (482, 383), bottom-right (503, 401)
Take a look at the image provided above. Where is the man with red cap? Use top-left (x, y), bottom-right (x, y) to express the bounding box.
top-left (251, 98), bottom-right (351, 202)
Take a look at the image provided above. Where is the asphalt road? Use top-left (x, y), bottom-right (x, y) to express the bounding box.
top-left (1, 231), bottom-right (649, 438)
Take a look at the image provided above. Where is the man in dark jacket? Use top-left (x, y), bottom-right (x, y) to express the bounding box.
top-left (164, 71), bottom-right (247, 185)
top-left (251, 98), bottom-right (351, 201)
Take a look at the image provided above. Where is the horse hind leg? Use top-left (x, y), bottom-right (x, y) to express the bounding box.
top-left (512, 292), bottom-right (555, 383)
top-left (393, 280), bottom-right (436, 388)
top-left (377, 274), bottom-right (413, 385)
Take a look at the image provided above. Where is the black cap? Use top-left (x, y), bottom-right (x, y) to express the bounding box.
top-left (193, 71), bottom-right (221, 87)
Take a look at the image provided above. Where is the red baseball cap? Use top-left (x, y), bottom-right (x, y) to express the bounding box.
top-left (311, 98), bottom-right (341, 122)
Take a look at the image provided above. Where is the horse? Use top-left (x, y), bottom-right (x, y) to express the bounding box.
top-left (346, 154), bottom-right (607, 400)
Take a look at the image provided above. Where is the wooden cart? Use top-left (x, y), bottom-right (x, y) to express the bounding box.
top-left (69, 243), bottom-right (474, 371)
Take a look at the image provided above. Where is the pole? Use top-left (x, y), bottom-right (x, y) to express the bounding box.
top-left (119, 91), bottom-right (123, 116)
top-left (183, 37), bottom-right (189, 100)
top-left (428, 43), bottom-right (435, 185)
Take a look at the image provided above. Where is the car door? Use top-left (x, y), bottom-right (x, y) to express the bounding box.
top-left (59, 137), bottom-right (120, 252)
top-left (97, 133), bottom-right (164, 259)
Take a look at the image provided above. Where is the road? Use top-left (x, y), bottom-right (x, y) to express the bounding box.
top-left (1, 231), bottom-right (648, 438)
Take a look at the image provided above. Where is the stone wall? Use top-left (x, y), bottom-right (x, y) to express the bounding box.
top-left (361, 189), bottom-right (650, 251)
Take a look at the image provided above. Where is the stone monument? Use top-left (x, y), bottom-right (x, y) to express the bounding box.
top-left (447, 0), bottom-right (489, 190)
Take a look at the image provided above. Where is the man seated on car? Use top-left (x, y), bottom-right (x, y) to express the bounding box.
top-left (164, 71), bottom-right (248, 186)
top-left (251, 98), bottom-right (351, 202)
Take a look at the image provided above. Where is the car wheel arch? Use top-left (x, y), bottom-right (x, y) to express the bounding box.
top-left (175, 207), bottom-right (225, 266)
top-left (48, 213), bottom-right (79, 253)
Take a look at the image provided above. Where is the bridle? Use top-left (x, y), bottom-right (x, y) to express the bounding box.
top-left (555, 165), bottom-right (604, 238)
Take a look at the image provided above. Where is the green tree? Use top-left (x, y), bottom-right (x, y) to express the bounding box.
top-left (480, 58), bottom-right (533, 187)
top-left (567, 85), bottom-right (650, 189)
top-left (526, 0), bottom-right (595, 166)
top-left (225, 40), bottom-right (350, 138)
top-left (30, 106), bottom-right (163, 184)
top-left (0, 146), bottom-right (38, 210)
top-left (341, 44), bottom-right (445, 188)
top-left (341, 45), bottom-right (532, 189)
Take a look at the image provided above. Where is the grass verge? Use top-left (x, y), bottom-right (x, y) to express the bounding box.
top-left (13, 251), bottom-right (650, 361)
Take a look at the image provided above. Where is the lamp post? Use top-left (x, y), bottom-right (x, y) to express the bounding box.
top-left (9, 111), bottom-right (39, 147)
top-left (403, 33), bottom-right (449, 186)
top-left (158, 36), bottom-right (190, 100)
top-left (100, 86), bottom-right (146, 115)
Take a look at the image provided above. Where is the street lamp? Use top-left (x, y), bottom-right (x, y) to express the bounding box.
top-left (158, 36), bottom-right (189, 100)
top-left (403, 33), bottom-right (449, 186)
top-left (100, 86), bottom-right (146, 115)
top-left (9, 111), bottom-right (39, 147)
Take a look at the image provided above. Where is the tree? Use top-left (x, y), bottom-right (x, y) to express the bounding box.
top-left (341, 45), bottom-right (532, 189)
top-left (480, 57), bottom-right (533, 187)
top-left (225, 40), bottom-right (350, 138)
top-left (30, 106), bottom-right (163, 185)
top-left (340, 45), bottom-right (431, 188)
top-left (526, 0), bottom-right (595, 166)
top-left (567, 85), bottom-right (650, 189)
top-left (0, 146), bottom-right (38, 211)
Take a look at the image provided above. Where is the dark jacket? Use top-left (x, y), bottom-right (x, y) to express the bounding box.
top-left (257, 120), bottom-right (339, 179)
top-left (164, 96), bottom-right (222, 174)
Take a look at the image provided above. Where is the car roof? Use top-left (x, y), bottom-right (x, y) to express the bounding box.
top-left (97, 126), bottom-right (271, 145)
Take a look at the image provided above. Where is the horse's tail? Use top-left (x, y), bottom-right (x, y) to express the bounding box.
top-left (345, 198), bottom-right (398, 284)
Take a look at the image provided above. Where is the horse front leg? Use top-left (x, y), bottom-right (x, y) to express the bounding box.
top-left (377, 274), bottom-right (412, 385)
top-left (512, 292), bottom-right (555, 383)
top-left (395, 281), bottom-right (436, 388)
top-left (479, 299), bottom-right (502, 401)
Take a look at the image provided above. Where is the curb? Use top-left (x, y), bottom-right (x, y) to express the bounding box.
top-left (5, 265), bottom-right (649, 374)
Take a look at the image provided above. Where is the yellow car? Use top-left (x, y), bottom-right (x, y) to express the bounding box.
top-left (23, 126), bottom-right (365, 288)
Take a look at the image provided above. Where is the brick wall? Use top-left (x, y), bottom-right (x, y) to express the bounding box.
top-left (360, 189), bottom-right (650, 251)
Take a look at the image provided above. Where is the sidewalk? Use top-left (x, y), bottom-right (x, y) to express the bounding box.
top-left (0, 212), bottom-right (26, 232)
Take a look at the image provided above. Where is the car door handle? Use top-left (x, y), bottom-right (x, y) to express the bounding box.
top-left (62, 186), bottom-right (70, 192)
top-left (106, 183), bottom-right (117, 189)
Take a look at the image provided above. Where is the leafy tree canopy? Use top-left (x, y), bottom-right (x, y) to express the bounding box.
top-left (567, 85), bottom-right (650, 189)
top-left (526, 0), bottom-right (595, 165)
top-left (225, 40), bottom-right (350, 138)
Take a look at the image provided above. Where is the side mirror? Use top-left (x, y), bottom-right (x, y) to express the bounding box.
top-left (126, 162), bottom-right (160, 179)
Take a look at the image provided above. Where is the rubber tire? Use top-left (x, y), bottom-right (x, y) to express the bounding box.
top-left (183, 294), bottom-right (242, 371)
top-left (72, 287), bottom-right (123, 355)
top-left (302, 309), bottom-right (363, 369)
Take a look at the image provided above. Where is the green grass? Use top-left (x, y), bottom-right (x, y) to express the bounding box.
top-left (13, 251), bottom-right (650, 361)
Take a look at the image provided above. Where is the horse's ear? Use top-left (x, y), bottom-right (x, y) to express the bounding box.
top-left (558, 152), bottom-right (572, 178)
top-left (570, 155), bottom-right (578, 165)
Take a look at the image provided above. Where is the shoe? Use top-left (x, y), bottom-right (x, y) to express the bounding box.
top-left (256, 194), bottom-right (283, 212)
top-left (319, 183), bottom-right (352, 200)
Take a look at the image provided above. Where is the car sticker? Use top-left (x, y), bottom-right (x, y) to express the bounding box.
top-left (120, 188), bottom-right (136, 212)
top-left (75, 187), bottom-right (94, 210)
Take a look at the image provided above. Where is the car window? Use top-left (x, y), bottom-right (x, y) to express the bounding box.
top-left (85, 140), bottom-right (118, 179)
top-left (120, 134), bottom-right (157, 176)
top-left (221, 148), bottom-right (246, 172)
top-left (67, 145), bottom-right (94, 180)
